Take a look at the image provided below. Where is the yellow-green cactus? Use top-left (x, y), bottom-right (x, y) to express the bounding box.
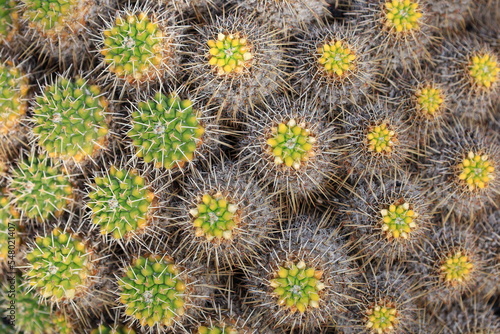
top-left (457, 152), bottom-right (495, 191)
top-left (440, 251), bottom-right (474, 285)
top-left (198, 324), bottom-right (238, 334)
top-left (90, 324), bottom-right (136, 334)
top-left (365, 303), bottom-right (399, 333)
top-left (87, 166), bottom-right (155, 239)
top-left (317, 40), bottom-right (357, 77)
top-left (129, 92), bottom-right (205, 169)
top-left (380, 201), bottom-right (418, 240)
top-left (118, 255), bottom-right (187, 327)
top-left (0, 60), bottom-right (29, 136)
top-left (32, 77), bottom-right (109, 163)
top-left (0, 0), bottom-right (19, 42)
top-left (366, 122), bottom-right (397, 154)
top-left (207, 32), bottom-right (253, 75)
top-left (384, 0), bottom-right (423, 33)
top-left (468, 53), bottom-right (499, 89)
top-left (415, 86), bottom-right (444, 117)
top-left (266, 119), bottom-right (316, 170)
top-left (25, 228), bottom-right (95, 301)
top-left (190, 193), bottom-right (240, 242)
top-left (269, 260), bottom-right (325, 314)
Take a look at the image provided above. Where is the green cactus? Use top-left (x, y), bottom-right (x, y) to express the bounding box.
top-left (0, 60), bottom-right (29, 136)
top-left (366, 122), bottom-right (397, 155)
top-left (0, 0), bottom-right (18, 42)
top-left (365, 302), bottom-right (400, 333)
top-left (91, 324), bottom-right (136, 334)
top-left (379, 200), bottom-right (418, 240)
top-left (197, 324), bottom-right (238, 334)
top-left (50, 311), bottom-right (76, 334)
top-left (118, 255), bottom-right (187, 328)
top-left (25, 228), bottom-right (95, 301)
top-left (468, 53), bottom-right (499, 89)
top-left (87, 166), bottom-right (155, 239)
top-left (384, 0), bottom-right (423, 33)
top-left (0, 195), bottom-right (18, 262)
top-left (415, 85), bottom-right (445, 118)
top-left (457, 151), bottom-right (495, 191)
top-left (128, 92), bottom-right (205, 169)
top-left (440, 250), bottom-right (474, 285)
top-left (317, 40), bottom-right (357, 78)
top-left (207, 32), bottom-right (254, 75)
top-left (9, 154), bottom-right (73, 221)
top-left (32, 76), bottom-right (110, 163)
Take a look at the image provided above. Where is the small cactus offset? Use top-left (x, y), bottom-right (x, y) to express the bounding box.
top-left (25, 228), bottom-right (96, 301)
top-left (32, 76), bottom-right (110, 164)
top-left (90, 324), bottom-right (136, 334)
top-left (86, 165), bottom-right (156, 240)
top-left (8, 154), bottom-right (74, 221)
top-left (0, 59), bottom-right (29, 137)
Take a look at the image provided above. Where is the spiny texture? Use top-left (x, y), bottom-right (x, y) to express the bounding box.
top-left (207, 32), bottom-right (253, 75)
top-left (90, 324), bottom-right (136, 334)
top-left (50, 312), bottom-right (76, 334)
top-left (9, 154), bottom-right (73, 221)
top-left (197, 324), bottom-right (237, 334)
top-left (128, 92), bottom-right (208, 170)
top-left (32, 76), bottom-right (110, 163)
top-left (426, 0), bottom-right (472, 31)
top-left (117, 255), bottom-right (209, 330)
top-left (0, 0), bottom-right (18, 43)
top-left (25, 228), bottom-right (96, 301)
top-left (87, 166), bottom-right (156, 240)
top-left (0, 60), bottom-right (29, 136)
top-left (100, 9), bottom-right (180, 87)
top-left (0, 195), bottom-right (18, 262)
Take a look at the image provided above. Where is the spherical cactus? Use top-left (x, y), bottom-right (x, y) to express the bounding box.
top-left (0, 0), bottom-right (20, 44)
top-left (127, 91), bottom-right (217, 170)
top-left (31, 76), bottom-right (110, 164)
top-left (293, 22), bottom-right (381, 108)
top-left (25, 228), bottom-right (97, 301)
top-left (86, 165), bottom-right (156, 240)
top-left (99, 6), bottom-right (181, 89)
top-left (117, 254), bottom-right (211, 331)
top-left (90, 324), bottom-right (136, 334)
top-left (0, 194), bottom-right (19, 263)
top-left (0, 59), bottom-right (29, 137)
top-left (8, 154), bottom-right (74, 221)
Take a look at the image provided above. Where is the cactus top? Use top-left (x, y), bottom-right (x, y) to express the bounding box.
top-left (9, 155), bottom-right (73, 221)
top-left (0, 61), bottom-right (29, 135)
top-left (129, 92), bottom-right (205, 169)
top-left (380, 201), bottom-right (418, 240)
top-left (440, 251), bottom-right (474, 286)
top-left (269, 260), bottom-right (325, 313)
top-left (0, 0), bottom-right (18, 41)
top-left (383, 0), bottom-right (423, 33)
top-left (207, 32), bottom-right (254, 75)
top-left (266, 119), bottom-right (316, 170)
top-left (457, 152), bottom-right (495, 191)
top-left (51, 312), bottom-right (76, 334)
top-left (415, 86), bottom-right (444, 117)
top-left (366, 122), bottom-right (397, 154)
top-left (101, 12), bottom-right (168, 84)
top-left (118, 255), bottom-right (188, 327)
top-left (25, 228), bottom-right (94, 301)
top-left (0, 196), bottom-right (19, 261)
top-left (87, 166), bottom-right (155, 239)
top-left (198, 325), bottom-right (238, 334)
top-left (468, 53), bottom-right (499, 89)
top-left (365, 303), bottom-right (399, 334)
top-left (190, 193), bottom-right (240, 242)
top-left (317, 40), bottom-right (357, 78)
top-left (32, 77), bottom-right (109, 162)
top-left (90, 324), bottom-right (136, 334)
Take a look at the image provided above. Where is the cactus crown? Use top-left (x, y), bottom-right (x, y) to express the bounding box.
top-left (0, 195), bottom-right (18, 261)
top-left (457, 152), bottom-right (495, 191)
top-left (190, 192), bottom-right (240, 242)
top-left (25, 228), bottom-right (93, 301)
top-left (317, 40), bottom-right (356, 77)
top-left (101, 12), bottom-right (166, 83)
top-left (365, 302), bottom-right (399, 333)
top-left (380, 200), bottom-right (417, 240)
top-left (0, 60), bottom-right (29, 135)
top-left (366, 122), bottom-right (397, 154)
top-left (266, 119), bottom-right (316, 170)
top-left (269, 260), bottom-right (325, 314)
top-left (91, 324), bottom-right (136, 334)
top-left (468, 53), bottom-right (499, 89)
top-left (118, 255), bottom-right (187, 328)
top-left (32, 77), bottom-right (109, 162)
top-left (9, 155), bottom-right (73, 220)
top-left (198, 324), bottom-right (238, 334)
top-left (51, 312), bottom-right (75, 334)
top-left (415, 85), bottom-right (444, 117)
top-left (0, 0), bottom-right (17, 41)
top-left (129, 92), bottom-right (205, 169)
top-left (87, 166), bottom-right (155, 239)
top-left (383, 0), bottom-right (422, 33)
top-left (207, 32), bottom-right (253, 75)
top-left (440, 251), bottom-right (474, 285)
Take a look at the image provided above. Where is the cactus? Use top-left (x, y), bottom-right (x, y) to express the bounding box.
top-left (128, 92), bottom-right (206, 169)
top-left (86, 165), bottom-right (156, 240)
top-left (207, 32), bottom-right (253, 75)
top-left (317, 40), bottom-right (357, 78)
top-left (25, 228), bottom-right (96, 301)
top-left (414, 85), bottom-right (445, 118)
top-left (49, 311), bottom-right (77, 334)
top-left (383, 0), bottom-right (423, 33)
top-left (0, 0), bottom-right (19, 43)
top-left (8, 154), bottom-right (74, 221)
top-left (439, 250), bottom-right (475, 285)
top-left (457, 151), bottom-right (495, 191)
top-left (0, 60), bottom-right (29, 136)
top-left (468, 52), bottom-right (499, 89)
top-left (379, 200), bottom-right (418, 240)
top-left (364, 302), bottom-right (399, 334)
top-left (90, 324), bottom-right (136, 334)
top-left (197, 324), bottom-right (238, 334)
top-left (365, 122), bottom-right (397, 155)
top-left (32, 76), bottom-right (110, 164)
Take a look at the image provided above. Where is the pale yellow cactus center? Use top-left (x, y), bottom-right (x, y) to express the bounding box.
top-left (366, 122), bottom-right (396, 154)
top-left (384, 0), bottom-right (422, 33)
top-left (440, 251), bottom-right (474, 285)
top-left (207, 33), bottom-right (253, 75)
top-left (469, 53), bottom-right (499, 89)
top-left (366, 303), bottom-right (399, 333)
top-left (457, 152), bottom-right (495, 191)
top-left (415, 86), bottom-right (444, 116)
top-left (380, 201), bottom-right (418, 239)
top-left (317, 40), bottom-right (357, 77)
